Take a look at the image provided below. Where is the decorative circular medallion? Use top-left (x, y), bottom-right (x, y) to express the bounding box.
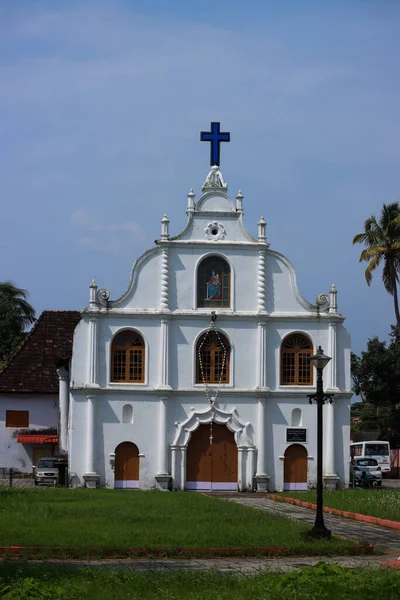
top-left (204, 222), bottom-right (226, 241)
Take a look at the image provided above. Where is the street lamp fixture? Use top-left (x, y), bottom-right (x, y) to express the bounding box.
top-left (307, 346), bottom-right (334, 539)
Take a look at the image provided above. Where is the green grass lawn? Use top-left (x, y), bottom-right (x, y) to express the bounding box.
top-left (1, 562), bottom-right (400, 600)
top-left (0, 488), bottom-right (357, 557)
top-left (280, 489), bottom-right (400, 522)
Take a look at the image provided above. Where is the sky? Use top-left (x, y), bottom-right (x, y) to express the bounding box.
top-left (0, 0), bottom-right (399, 358)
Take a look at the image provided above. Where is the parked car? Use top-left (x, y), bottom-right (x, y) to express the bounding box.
top-left (33, 458), bottom-right (59, 486)
top-left (350, 457), bottom-right (382, 487)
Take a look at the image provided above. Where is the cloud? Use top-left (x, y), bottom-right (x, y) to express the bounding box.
top-left (70, 208), bottom-right (145, 253)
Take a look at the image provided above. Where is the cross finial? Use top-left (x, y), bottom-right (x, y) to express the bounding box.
top-left (200, 122), bottom-right (230, 166)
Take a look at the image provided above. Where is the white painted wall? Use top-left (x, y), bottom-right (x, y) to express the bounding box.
top-left (0, 394), bottom-right (58, 472)
top-left (69, 183), bottom-right (352, 490)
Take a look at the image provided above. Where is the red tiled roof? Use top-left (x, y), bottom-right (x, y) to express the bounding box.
top-left (0, 311), bottom-right (81, 393)
top-left (17, 434), bottom-right (59, 444)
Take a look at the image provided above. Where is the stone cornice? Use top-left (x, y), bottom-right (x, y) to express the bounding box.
top-left (69, 385), bottom-right (352, 399)
top-left (157, 240), bottom-right (268, 248)
top-left (80, 307), bottom-right (344, 322)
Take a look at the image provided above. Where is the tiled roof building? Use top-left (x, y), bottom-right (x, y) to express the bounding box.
top-left (0, 311), bottom-right (81, 393)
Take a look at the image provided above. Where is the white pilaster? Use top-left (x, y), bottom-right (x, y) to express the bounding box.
top-left (257, 321), bottom-right (267, 388)
top-left (257, 248), bottom-right (267, 312)
top-left (324, 401), bottom-right (335, 476)
top-left (160, 246), bottom-right (169, 311)
top-left (159, 319), bottom-right (170, 388)
top-left (171, 445), bottom-right (178, 490)
top-left (247, 447), bottom-right (256, 491)
top-left (180, 446), bottom-right (187, 491)
top-left (86, 394), bottom-right (95, 474)
top-left (329, 321), bottom-right (337, 389)
top-left (325, 323), bottom-right (337, 482)
top-left (158, 398), bottom-right (168, 474)
top-left (87, 317), bottom-right (98, 385)
top-left (237, 447), bottom-right (244, 491)
top-left (256, 398), bottom-right (266, 474)
top-left (56, 366), bottom-right (69, 455)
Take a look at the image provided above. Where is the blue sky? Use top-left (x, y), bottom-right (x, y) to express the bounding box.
top-left (0, 0), bottom-right (399, 357)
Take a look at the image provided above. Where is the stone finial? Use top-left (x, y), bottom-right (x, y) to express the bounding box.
top-left (187, 188), bottom-right (196, 212)
top-left (329, 284), bottom-right (338, 314)
top-left (89, 279), bottom-right (98, 307)
top-left (258, 216), bottom-right (267, 242)
top-left (161, 214), bottom-right (170, 240)
top-left (236, 190), bottom-right (244, 212)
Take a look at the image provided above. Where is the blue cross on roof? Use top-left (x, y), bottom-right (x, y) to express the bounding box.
top-left (200, 122), bottom-right (230, 166)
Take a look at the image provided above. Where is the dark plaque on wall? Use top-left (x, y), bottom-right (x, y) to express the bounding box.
top-left (286, 428), bottom-right (307, 443)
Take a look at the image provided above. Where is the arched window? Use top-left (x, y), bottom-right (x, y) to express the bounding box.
top-left (197, 256), bottom-right (230, 308)
top-left (111, 330), bottom-right (145, 383)
top-left (281, 334), bottom-right (313, 386)
top-left (196, 330), bottom-right (230, 384)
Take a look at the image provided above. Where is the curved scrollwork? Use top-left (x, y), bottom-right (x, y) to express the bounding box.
top-left (97, 288), bottom-right (110, 306)
top-left (316, 293), bottom-right (329, 312)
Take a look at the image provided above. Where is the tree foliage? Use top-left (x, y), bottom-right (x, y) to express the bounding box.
top-left (351, 331), bottom-right (400, 446)
top-left (353, 202), bottom-right (400, 329)
top-left (0, 282), bottom-right (35, 369)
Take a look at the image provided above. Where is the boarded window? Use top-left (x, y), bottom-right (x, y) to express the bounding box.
top-left (196, 330), bottom-right (230, 384)
top-left (281, 334), bottom-right (313, 386)
top-left (6, 410), bottom-right (29, 428)
top-left (197, 256), bottom-right (230, 308)
top-left (111, 331), bottom-right (145, 383)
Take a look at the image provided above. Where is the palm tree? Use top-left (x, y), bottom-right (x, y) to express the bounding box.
top-left (353, 202), bottom-right (400, 328)
top-left (0, 281), bottom-right (35, 327)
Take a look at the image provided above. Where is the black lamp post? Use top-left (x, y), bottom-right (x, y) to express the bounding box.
top-left (307, 346), bottom-right (334, 539)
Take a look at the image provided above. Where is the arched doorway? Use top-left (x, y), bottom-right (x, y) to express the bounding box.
top-left (114, 442), bottom-right (139, 489)
top-left (186, 423), bottom-right (237, 491)
top-left (284, 444), bottom-right (308, 491)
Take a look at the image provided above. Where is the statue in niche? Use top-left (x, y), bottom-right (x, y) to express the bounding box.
top-left (206, 270), bottom-right (221, 301)
top-left (203, 165), bottom-right (227, 189)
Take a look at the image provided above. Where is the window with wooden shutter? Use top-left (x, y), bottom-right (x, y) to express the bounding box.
top-left (6, 410), bottom-right (29, 428)
top-left (196, 330), bottom-right (230, 384)
top-left (281, 334), bottom-right (313, 386)
top-left (111, 331), bottom-right (145, 383)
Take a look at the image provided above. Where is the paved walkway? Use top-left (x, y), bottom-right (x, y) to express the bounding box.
top-left (222, 496), bottom-right (400, 554)
top-left (22, 554), bottom-right (399, 573)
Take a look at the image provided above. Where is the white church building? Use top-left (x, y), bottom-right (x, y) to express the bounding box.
top-left (66, 124), bottom-right (352, 492)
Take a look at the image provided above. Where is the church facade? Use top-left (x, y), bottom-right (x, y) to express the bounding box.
top-left (68, 128), bottom-right (351, 492)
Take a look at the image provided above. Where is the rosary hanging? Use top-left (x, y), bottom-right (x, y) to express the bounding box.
top-left (197, 312), bottom-right (227, 444)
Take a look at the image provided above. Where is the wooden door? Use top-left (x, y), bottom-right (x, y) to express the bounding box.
top-left (114, 442), bottom-right (139, 489)
top-left (284, 444), bottom-right (308, 491)
top-left (186, 424), bottom-right (237, 491)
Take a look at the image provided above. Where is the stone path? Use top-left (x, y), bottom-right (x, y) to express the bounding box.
top-left (222, 496), bottom-right (400, 554)
top-left (23, 554), bottom-right (399, 573)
